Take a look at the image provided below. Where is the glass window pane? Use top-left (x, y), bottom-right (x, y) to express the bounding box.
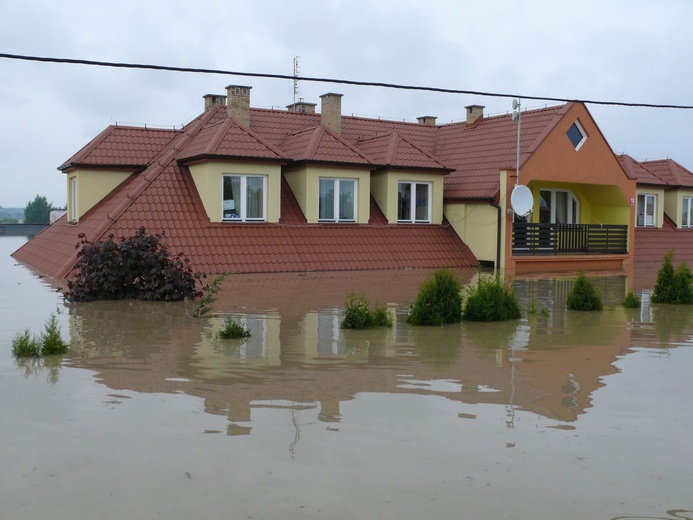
top-left (339, 180), bottom-right (355, 220)
top-left (555, 191), bottom-right (568, 224)
top-left (567, 122), bottom-right (584, 148)
top-left (398, 183), bottom-right (411, 221)
top-left (319, 179), bottom-right (334, 220)
top-left (223, 176), bottom-right (241, 219)
top-left (246, 177), bottom-right (263, 219)
top-left (415, 183), bottom-right (429, 221)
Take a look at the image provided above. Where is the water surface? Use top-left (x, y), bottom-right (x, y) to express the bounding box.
top-left (1, 236), bottom-right (691, 520)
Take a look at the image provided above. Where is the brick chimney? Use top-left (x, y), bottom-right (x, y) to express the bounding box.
top-left (286, 100), bottom-right (317, 113)
top-left (225, 85), bottom-right (252, 127)
top-left (320, 93), bottom-right (343, 134)
top-left (465, 105), bottom-right (485, 125)
top-left (203, 94), bottom-right (227, 111)
top-left (417, 115), bottom-right (437, 126)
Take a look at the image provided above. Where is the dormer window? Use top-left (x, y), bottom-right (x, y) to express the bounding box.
top-left (319, 178), bottom-right (356, 222)
top-left (567, 120), bottom-right (587, 150)
top-left (398, 181), bottom-right (431, 223)
top-left (222, 174), bottom-right (266, 222)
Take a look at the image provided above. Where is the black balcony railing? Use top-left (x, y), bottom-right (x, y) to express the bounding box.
top-left (512, 223), bottom-right (628, 256)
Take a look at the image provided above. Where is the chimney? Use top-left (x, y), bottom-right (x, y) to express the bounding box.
top-left (203, 94), bottom-right (227, 111)
top-left (286, 100), bottom-right (317, 114)
top-left (465, 104), bottom-right (485, 125)
top-left (225, 85), bottom-right (252, 127)
top-left (417, 115), bottom-right (437, 126)
top-left (320, 93), bottom-right (343, 134)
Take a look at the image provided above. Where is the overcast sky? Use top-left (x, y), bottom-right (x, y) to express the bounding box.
top-left (1, 0), bottom-right (691, 208)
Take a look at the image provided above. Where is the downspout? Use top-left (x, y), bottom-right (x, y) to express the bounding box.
top-left (490, 201), bottom-right (502, 271)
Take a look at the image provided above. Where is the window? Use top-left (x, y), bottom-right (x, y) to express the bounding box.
top-left (319, 178), bottom-right (356, 222)
top-left (683, 197), bottom-right (693, 228)
top-left (539, 189), bottom-right (579, 224)
top-left (222, 174), bottom-right (266, 221)
top-left (566, 120), bottom-right (587, 150)
top-left (69, 177), bottom-right (77, 221)
top-left (398, 181), bottom-right (431, 223)
top-left (637, 193), bottom-right (656, 227)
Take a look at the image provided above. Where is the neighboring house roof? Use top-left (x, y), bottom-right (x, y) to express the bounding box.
top-left (59, 125), bottom-right (179, 170)
top-left (617, 155), bottom-right (693, 189)
top-left (617, 154), bottom-right (667, 186)
top-left (641, 158), bottom-right (693, 188)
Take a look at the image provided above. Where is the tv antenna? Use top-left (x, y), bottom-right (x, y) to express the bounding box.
top-left (511, 98), bottom-right (522, 185)
top-left (293, 55), bottom-right (301, 105)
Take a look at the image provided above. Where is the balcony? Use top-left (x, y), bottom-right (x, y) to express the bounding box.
top-left (512, 223), bottom-right (628, 256)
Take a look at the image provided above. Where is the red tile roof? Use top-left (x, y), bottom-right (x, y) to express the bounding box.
top-left (634, 214), bottom-right (693, 264)
top-left (641, 158), bottom-right (693, 188)
top-left (279, 125), bottom-right (373, 166)
top-left (357, 131), bottom-right (450, 171)
top-left (59, 125), bottom-right (179, 170)
top-left (616, 154), bottom-right (667, 186)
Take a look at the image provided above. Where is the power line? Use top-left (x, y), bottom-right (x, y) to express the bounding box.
top-left (1, 52), bottom-right (692, 110)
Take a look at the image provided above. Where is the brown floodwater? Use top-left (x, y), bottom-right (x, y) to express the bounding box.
top-left (1, 236), bottom-right (692, 520)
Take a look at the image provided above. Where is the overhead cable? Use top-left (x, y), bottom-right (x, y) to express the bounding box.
top-left (1, 52), bottom-right (692, 110)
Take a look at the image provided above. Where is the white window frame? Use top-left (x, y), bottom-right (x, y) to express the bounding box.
top-left (682, 197), bottom-right (693, 228)
top-left (567, 120), bottom-right (587, 151)
top-left (318, 178), bottom-right (357, 223)
top-left (221, 174), bottom-right (267, 222)
top-left (397, 181), bottom-right (432, 224)
top-left (637, 193), bottom-right (656, 227)
top-left (539, 188), bottom-right (580, 224)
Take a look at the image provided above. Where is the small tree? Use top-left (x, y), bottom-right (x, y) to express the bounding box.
top-left (341, 292), bottom-right (392, 330)
top-left (463, 273), bottom-right (521, 322)
top-left (408, 269), bottom-right (463, 326)
top-left (24, 195), bottom-right (52, 224)
top-left (566, 271), bottom-right (603, 311)
top-left (651, 251), bottom-right (693, 304)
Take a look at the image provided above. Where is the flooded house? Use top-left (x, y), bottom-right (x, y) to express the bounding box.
top-left (13, 86), bottom-right (639, 279)
top-left (618, 154), bottom-right (693, 265)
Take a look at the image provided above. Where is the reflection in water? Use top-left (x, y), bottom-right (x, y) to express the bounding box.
top-left (57, 270), bottom-right (693, 435)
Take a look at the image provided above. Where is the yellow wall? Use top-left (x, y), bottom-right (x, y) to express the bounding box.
top-left (444, 201), bottom-right (497, 263)
top-left (66, 168), bottom-right (133, 221)
top-left (284, 165), bottom-right (371, 224)
top-left (636, 187), bottom-right (666, 228)
top-left (189, 161), bottom-right (282, 223)
top-left (371, 170), bottom-right (445, 224)
top-left (663, 188), bottom-right (693, 227)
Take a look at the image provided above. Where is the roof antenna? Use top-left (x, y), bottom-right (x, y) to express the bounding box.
top-left (293, 55), bottom-right (301, 106)
top-left (510, 98), bottom-right (534, 219)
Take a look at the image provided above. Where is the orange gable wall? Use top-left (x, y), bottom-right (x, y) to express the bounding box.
top-left (503, 103), bottom-right (636, 274)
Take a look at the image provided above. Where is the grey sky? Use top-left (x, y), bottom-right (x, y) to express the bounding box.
top-left (1, 0), bottom-right (691, 208)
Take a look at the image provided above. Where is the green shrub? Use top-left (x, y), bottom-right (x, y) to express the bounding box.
top-left (651, 251), bottom-right (693, 304)
top-left (341, 292), bottom-right (392, 329)
top-left (66, 227), bottom-right (204, 302)
top-left (566, 272), bottom-right (603, 311)
top-left (12, 329), bottom-right (41, 358)
top-left (12, 313), bottom-right (69, 357)
top-left (622, 290), bottom-right (641, 308)
top-left (218, 317), bottom-right (251, 339)
top-left (462, 273), bottom-right (521, 322)
top-left (40, 313), bottom-right (69, 355)
top-left (407, 269), bottom-right (463, 326)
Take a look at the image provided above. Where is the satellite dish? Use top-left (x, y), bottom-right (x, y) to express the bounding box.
top-left (512, 99), bottom-right (519, 110)
top-left (510, 185), bottom-right (534, 217)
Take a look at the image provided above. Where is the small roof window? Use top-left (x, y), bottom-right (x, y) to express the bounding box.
top-left (567, 120), bottom-right (587, 150)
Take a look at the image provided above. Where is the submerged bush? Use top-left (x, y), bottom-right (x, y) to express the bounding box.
top-left (341, 292), bottom-right (392, 329)
top-left (462, 273), bottom-right (521, 322)
top-left (622, 291), bottom-right (641, 309)
top-left (407, 269), bottom-right (463, 326)
top-left (12, 329), bottom-right (41, 358)
top-left (12, 313), bottom-right (69, 357)
top-left (66, 227), bottom-right (204, 302)
top-left (651, 251), bottom-right (693, 304)
top-left (566, 272), bottom-right (603, 311)
top-left (218, 316), bottom-right (251, 339)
